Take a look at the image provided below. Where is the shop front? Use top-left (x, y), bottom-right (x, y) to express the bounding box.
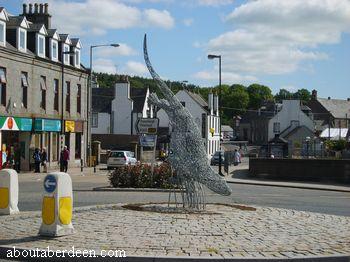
top-left (65, 120), bottom-right (84, 165)
top-left (32, 119), bottom-right (61, 169)
top-left (0, 116), bottom-right (33, 171)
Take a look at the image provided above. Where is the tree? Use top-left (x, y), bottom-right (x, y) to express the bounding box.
top-left (247, 84), bottom-right (273, 109)
top-left (293, 89), bottom-right (311, 102)
top-left (275, 89), bottom-right (292, 102)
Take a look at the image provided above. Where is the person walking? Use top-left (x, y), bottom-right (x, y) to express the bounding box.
top-left (41, 147), bottom-right (48, 173)
top-left (233, 149), bottom-right (241, 166)
top-left (61, 146), bottom-right (70, 172)
top-left (33, 148), bottom-right (41, 173)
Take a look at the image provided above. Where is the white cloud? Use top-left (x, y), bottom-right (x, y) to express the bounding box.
top-left (95, 43), bottom-right (137, 57)
top-left (34, 0), bottom-right (175, 36)
top-left (280, 85), bottom-right (299, 92)
top-left (183, 18), bottom-right (194, 27)
top-left (196, 0), bottom-right (234, 7)
top-left (194, 70), bottom-right (257, 84)
top-left (204, 0), bottom-right (350, 77)
top-left (122, 61), bottom-right (148, 76)
top-left (93, 59), bottom-right (118, 74)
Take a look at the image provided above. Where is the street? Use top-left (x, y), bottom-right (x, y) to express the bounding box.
top-left (17, 170), bottom-right (350, 216)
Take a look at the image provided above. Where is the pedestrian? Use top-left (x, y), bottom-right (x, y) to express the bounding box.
top-left (41, 147), bottom-right (48, 173)
top-left (233, 149), bottom-right (241, 166)
top-left (33, 148), bottom-right (41, 173)
top-left (61, 146), bottom-right (70, 172)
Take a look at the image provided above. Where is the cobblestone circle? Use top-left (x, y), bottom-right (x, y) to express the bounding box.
top-left (1, 203), bottom-right (350, 259)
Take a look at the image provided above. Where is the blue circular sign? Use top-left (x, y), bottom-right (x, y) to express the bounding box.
top-left (44, 175), bottom-right (57, 193)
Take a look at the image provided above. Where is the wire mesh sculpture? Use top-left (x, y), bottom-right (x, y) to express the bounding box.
top-left (143, 35), bottom-right (231, 210)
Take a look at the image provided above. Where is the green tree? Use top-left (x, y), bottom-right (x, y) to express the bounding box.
top-left (247, 84), bottom-right (273, 109)
top-left (293, 89), bottom-right (311, 102)
top-left (275, 89), bottom-right (292, 102)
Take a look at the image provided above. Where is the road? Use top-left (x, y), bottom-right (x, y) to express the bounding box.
top-left (17, 171), bottom-right (350, 216)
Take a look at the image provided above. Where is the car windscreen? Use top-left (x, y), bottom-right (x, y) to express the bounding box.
top-left (110, 152), bottom-right (125, 158)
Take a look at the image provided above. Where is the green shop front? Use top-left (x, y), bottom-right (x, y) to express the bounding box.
top-left (32, 119), bottom-right (61, 169)
top-left (0, 116), bottom-right (33, 171)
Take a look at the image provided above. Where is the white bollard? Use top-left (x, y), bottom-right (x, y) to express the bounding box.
top-left (39, 172), bottom-right (74, 237)
top-left (0, 169), bottom-right (19, 215)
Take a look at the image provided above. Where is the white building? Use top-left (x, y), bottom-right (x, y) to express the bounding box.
top-left (157, 90), bottom-right (220, 158)
top-left (92, 76), bottom-right (153, 135)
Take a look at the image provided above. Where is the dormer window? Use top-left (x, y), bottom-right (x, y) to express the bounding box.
top-left (0, 22), bottom-right (5, 46)
top-left (37, 34), bottom-right (45, 57)
top-left (51, 40), bottom-right (58, 61)
top-left (18, 28), bottom-right (27, 52)
top-left (74, 49), bottom-right (80, 68)
top-left (64, 44), bottom-right (70, 64)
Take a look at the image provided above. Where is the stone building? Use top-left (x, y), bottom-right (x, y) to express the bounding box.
top-left (0, 4), bottom-right (88, 171)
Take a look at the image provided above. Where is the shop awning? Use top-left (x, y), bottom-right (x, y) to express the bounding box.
top-left (0, 117), bottom-right (32, 131)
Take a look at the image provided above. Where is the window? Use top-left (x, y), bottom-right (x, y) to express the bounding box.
top-left (64, 45), bottom-right (70, 64)
top-left (273, 122), bottom-right (280, 133)
top-left (65, 81), bottom-right (70, 112)
top-left (38, 35), bottom-right (45, 57)
top-left (75, 133), bottom-right (81, 159)
top-left (201, 113), bottom-right (206, 138)
top-left (181, 101), bottom-right (186, 107)
top-left (19, 29), bottom-right (26, 51)
top-left (54, 79), bottom-right (59, 111)
top-left (77, 84), bottom-right (81, 114)
top-left (92, 113), bottom-right (98, 128)
top-left (0, 22), bottom-right (5, 46)
top-left (52, 133), bottom-right (58, 161)
top-left (0, 67), bottom-right (6, 106)
top-left (21, 72), bottom-right (28, 108)
top-left (40, 76), bottom-right (47, 110)
top-left (51, 40), bottom-right (58, 61)
top-left (75, 49), bottom-right (80, 68)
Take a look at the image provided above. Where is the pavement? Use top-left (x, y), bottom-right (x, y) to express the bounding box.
top-left (1, 203), bottom-right (350, 260)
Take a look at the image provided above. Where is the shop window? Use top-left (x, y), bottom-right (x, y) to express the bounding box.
top-left (65, 81), bottom-right (70, 113)
top-left (75, 133), bottom-right (81, 159)
top-left (77, 84), bottom-right (81, 114)
top-left (40, 76), bottom-right (47, 110)
top-left (52, 133), bottom-right (58, 161)
top-left (54, 79), bottom-right (59, 111)
top-left (0, 67), bottom-right (6, 106)
top-left (21, 72), bottom-right (28, 108)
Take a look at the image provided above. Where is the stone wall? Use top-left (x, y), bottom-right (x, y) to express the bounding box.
top-left (249, 158), bottom-right (350, 183)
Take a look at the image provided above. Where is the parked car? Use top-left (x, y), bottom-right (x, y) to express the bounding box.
top-left (107, 151), bottom-right (137, 169)
top-left (210, 151), bottom-right (225, 166)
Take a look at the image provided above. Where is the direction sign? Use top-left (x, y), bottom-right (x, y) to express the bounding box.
top-left (44, 175), bottom-right (57, 193)
top-left (136, 118), bottom-right (159, 134)
top-left (139, 134), bottom-right (157, 147)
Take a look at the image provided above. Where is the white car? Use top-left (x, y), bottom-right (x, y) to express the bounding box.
top-left (107, 151), bottom-right (137, 169)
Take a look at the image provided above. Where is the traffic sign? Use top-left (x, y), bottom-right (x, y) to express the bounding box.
top-left (136, 118), bottom-right (159, 134)
top-left (44, 175), bottom-right (57, 193)
top-left (140, 134), bottom-right (157, 147)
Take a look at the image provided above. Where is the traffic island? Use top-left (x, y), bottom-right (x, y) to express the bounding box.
top-left (0, 203), bottom-right (350, 261)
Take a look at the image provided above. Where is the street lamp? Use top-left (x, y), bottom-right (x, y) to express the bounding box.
top-left (208, 54), bottom-right (223, 176)
top-left (87, 43), bottom-right (120, 166)
top-left (61, 50), bottom-right (76, 153)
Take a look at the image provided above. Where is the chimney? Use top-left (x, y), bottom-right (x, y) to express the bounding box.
top-left (311, 89), bottom-right (317, 100)
top-left (213, 93), bottom-right (219, 116)
top-left (29, 4), bottom-right (33, 14)
top-left (34, 3), bottom-right (39, 14)
top-left (23, 4), bottom-right (27, 15)
top-left (347, 98), bottom-right (350, 102)
top-left (23, 3), bottom-right (52, 29)
top-left (115, 75), bottom-right (130, 99)
top-left (39, 4), bottom-right (44, 14)
top-left (208, 92), bottom-right (213, 114)
top-left (328, 97), bottom-right (331, 100)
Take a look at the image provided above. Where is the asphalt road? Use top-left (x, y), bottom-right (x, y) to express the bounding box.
top-left (16, 173), bottom-right (350, 216)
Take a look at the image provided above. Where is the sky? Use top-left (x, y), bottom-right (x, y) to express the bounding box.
top-left (2, 0), bottom-right (350, 99)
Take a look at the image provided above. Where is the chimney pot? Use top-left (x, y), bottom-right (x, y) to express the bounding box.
top-left (34, 3), bottom-right (39, 14)
top-left (39, 4), bottom-right (44, 14)
top-left (328, 97), bottom-right (331, 100)
top-left (29, 3), bottom-right (33, 14)
top-left (347, 98), bottom-right (350, 102)
top-left (311, 89), bottom-right (317, 100)
top-left (23, 4), bottom-right (27, 15)
top-left (44, 3), bottom-right (49, 14)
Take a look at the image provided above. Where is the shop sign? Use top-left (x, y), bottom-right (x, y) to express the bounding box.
top-left (35, 119), bottom-right (61, 132)
top-left (139, 134), bottom-right (156, 147)
top-left (65, 121), bottom-right (75, 132)
top-left (75, 121), bottom-right (84, 133)
top-left (0, 117), bottom-right (32, 131)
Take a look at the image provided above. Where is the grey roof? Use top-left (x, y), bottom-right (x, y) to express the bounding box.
top-left (221, 125), bottom-right (233, 132)
top-left (71, 38), bottom-right (80, 46)
top-left (131, 88), bottom-right (147, 113)
top-left (47, 29), bottom-right (60, 39)
top-left (7, 16), bottom-right (25, 27)
top-left (317, 98), bottom-right (350, 119)
top-left (92, 88), bottom-right (114, 113)
top-left (184, 90), bottom-right (208, 110)
top-left (28, 23), bottom-right (45, 33)
top-left (59, 34), bottom-right (70, 42)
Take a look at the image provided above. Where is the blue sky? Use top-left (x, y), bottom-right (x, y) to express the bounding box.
top-left (2, 0), bottom-right (350, 99)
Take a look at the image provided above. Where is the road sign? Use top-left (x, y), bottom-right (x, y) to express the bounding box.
top-left (44, 175), bottom-right (57, 193)
top-left (136, 118), bottom-right (159, 134)
top-left (140, 134), bottom-right (157, 147)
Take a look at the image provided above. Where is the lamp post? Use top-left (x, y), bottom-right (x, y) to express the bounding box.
top-left (87, 43), bottom-right (120, 166)
top-left (208, 54), bottom-right (223, 176)
top-left (61, 50), bottom-right (76, 154)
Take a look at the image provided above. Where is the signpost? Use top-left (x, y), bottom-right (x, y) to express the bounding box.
top-left (44, 175), bottom-right (57, 193)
